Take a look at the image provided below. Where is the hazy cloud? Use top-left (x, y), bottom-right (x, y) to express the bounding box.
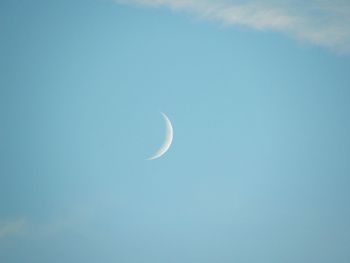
top-left (0, 219), bottom-right (25, 238)
top-left (115, 0), bottom-right (350, 53)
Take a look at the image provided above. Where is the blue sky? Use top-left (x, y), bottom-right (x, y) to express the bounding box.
top-left (1, 0), bottom-right (350, 262)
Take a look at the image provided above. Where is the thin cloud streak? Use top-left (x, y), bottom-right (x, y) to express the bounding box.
top-left (0, 219), bottom-right (25, 238)
top-left (116, 0), bottom-right (350, 53)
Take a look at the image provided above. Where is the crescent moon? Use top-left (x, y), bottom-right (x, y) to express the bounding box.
top-left (147, 112), bottom-right (174, 160)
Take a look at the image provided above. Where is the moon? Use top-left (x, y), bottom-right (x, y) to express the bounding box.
top-left (147, 112), bottom-right (174, 160)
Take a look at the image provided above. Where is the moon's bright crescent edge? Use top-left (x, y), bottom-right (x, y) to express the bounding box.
top-left (147, 112), bottom-right (173, 160)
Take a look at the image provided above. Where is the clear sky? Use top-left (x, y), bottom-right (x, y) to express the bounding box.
top-left (1, 0), bottom-right (350, 262)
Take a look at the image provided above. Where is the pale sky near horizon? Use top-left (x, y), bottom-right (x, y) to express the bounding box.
top-left (1, 0), bottom-right (350, 262)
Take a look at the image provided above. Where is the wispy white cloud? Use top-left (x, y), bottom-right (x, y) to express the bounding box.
top-left (115, 0), bottom-right (350, 53)
top-left (0, 219), bottom-right (25, 238)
